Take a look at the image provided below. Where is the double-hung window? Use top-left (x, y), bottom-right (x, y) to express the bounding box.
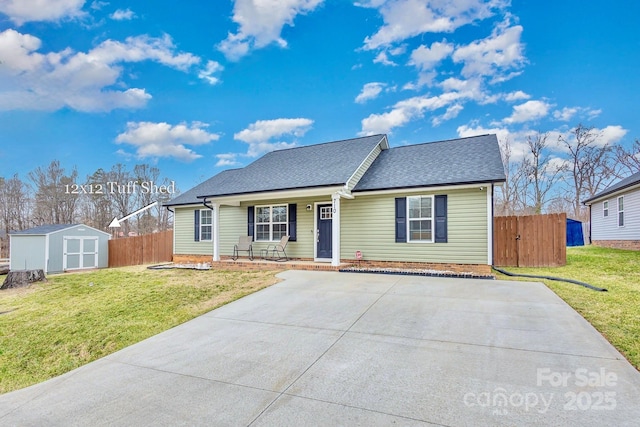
top-left (200, 209), bottom-right (212, 241)
top-left (407, 195), bottom-right (433, 242)
top-left (618, 196), bottom-right (624, 227)
top-left (603, 200), bottom-right (609, 217)
top-left (255, 205), bottom-right (287, 241)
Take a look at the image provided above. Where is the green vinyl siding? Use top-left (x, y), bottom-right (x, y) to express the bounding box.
top-left (341, 187), bottom-right (489, 264)
top-left (173, 187), bottom-right (490, 264)
top-left (173, 197), bottom-right (324, 259)
top-left (226, 198), bottom-right (320, 259)
top-left (174, 206), bottom-right (215, 255)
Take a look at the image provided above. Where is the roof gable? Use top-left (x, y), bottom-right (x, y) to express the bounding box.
top-left (354, 134), bottom-right (506, 191)
top-left (583, 171), bottom-right (640, 204)
top-left (166, 134), bottom-right (386, 204)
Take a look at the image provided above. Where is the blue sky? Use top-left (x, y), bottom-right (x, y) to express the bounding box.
top-left (1, 0), bottom-right (638, 190)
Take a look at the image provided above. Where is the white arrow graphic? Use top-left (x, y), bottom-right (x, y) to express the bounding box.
top-left (109, 201), bottom-right (158, 228)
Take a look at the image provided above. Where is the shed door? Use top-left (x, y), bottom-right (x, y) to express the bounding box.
top-left (63, 237), bottom-right (99, 270)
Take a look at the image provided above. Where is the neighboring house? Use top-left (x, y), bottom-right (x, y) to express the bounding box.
top-left (10, 224), bottom-right (111, 273)
top-left (583, 171), bottom-right (640, 250)
top-left (165, 134), bottom-right (506, 274)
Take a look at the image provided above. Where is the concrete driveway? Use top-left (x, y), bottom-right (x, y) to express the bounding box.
top-left (1, 271), bottom-right (640, 426)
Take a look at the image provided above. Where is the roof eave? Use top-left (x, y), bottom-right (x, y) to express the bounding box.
top-left (583, 181), bottom-right (640, 205)
top-left (352, 178), bottom-right (506, 195)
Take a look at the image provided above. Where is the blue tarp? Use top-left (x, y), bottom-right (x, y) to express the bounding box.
top-left (566, 218), bottom-right (584, 247)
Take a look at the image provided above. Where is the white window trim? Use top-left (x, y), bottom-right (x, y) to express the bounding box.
top-left (255, 203), bottom-right (288, 242)
top-left (407, 195), bottom-right (434, 243)
top-left (618, 196), bottom-right (624, 227)
top-left (200, 208), bottom-right (213, 241)
top-left (603, 200), bottom-right (609, 217)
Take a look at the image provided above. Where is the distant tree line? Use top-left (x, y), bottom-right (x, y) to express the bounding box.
top-left (496, 123), bottom-right (640, 221)
top-left (0, 162), bottom-right (178, 257)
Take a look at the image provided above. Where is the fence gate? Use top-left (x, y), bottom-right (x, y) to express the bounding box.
top-left (493, 213), bottom-right (566, 267)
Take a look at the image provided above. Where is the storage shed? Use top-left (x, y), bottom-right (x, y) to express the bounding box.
top-left (9, 224), bottom-right (110, 273)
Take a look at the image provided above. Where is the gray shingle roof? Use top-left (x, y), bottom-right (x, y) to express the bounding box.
top-left (583, 171), bottom-right (640, 204)
top-left (165, 134), bottom-right (386, 205)
top-left (11, 224), bottom-right (78, 235)
top-left (353, 134), bottom-right (506, 191)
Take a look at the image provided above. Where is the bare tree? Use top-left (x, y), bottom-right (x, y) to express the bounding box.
top-left (29, 161), bottom-right (79, 225)
top-left (78, 168), bottom-right (114, 232)
top-left (106, 164), bottom-right (135, 237)
top-left (0, 174), bottom-right (32, 257)
top-left (614, 138), bottom-right (640, 177)
top-left (496, 138), bottom-right (529, 215)
top-left (559, 124), bottom-right (615, 220)
top-left (522, 132), bottom-right (565, 214)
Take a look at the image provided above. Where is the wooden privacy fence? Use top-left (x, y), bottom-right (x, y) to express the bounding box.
top-left (493, 213), bottom-right (566, 267)
top-left (108, 230), bottom-right (173, 267)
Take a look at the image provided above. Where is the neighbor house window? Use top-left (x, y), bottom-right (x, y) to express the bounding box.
top-left (200, 209), bottom-right (212, 241)
top-left (603, 200), bottom-right (609, 217)
top-left (255, 204), bottom-right (287, 241)
top-left (407, 195), bottom-right (433, 242)
top-left (618, 196), bottom-right (624, 227)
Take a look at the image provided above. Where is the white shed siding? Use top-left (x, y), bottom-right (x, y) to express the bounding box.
top-left (591, 187), bottom-right (640, 240)
top-left (10, 235), bottom-right (46, 271)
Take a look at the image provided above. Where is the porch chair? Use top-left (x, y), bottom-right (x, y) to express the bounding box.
top-left (267, 235), bottom-right (289, 262)
top-left (232, 236), bottom-right (254, 261)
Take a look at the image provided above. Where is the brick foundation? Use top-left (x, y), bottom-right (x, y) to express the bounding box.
top-left (592, 240), bottom-right (640, 251)
top-left (172, 254), bottom-right (213, 264)
top-left (172, 254), bottom-right (490, 275)
top-left (342, 259), bottom-right (492, 276)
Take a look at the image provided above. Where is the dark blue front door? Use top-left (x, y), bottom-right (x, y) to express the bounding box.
top-left (317, 204), bottom-right (332, 259)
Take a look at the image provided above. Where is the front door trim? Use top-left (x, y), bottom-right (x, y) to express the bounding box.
top-left (314, 201), bottom-right (332, 262)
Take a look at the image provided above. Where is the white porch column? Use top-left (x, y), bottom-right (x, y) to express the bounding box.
top-left (213, 203), bottom-right (220, 262)
top-left (331, 193), bottom-right (341, 267)
top-left (486, 184), bottom-right (493, 266)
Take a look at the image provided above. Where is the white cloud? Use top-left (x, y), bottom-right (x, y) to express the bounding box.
top-left (360, 91), bottom-right (466, 135)
top-left (0, 29), bottom-right (202, 112)
top-left (373, 51), bottom-right (397, 66)
top-left (198, 60), bottom-right (224, 85)
top-left (116, 121), bottom-right (219, 162)
top-left (217, 0), bottom-right (324, 61)
top-left (234, 118), bottom-right (313, 157)
top-left (408, 40), bottom-right (453, 71)
top-left (432, 104), bottom-right (463, 126)
top-left (403, 71), bottom-right (437, 90)
top-left (355, 82), bottom-right (386, 104)
top-left (452, 23), bottom-right (525, 80)
top-left (599, 125), bottom-right (627, 146)
top-left (504, 90), bottom-right (530, 102)
top-left (553, 106), bottom-right (602, 122)
top-left (215, 153), bottom-right (240, 167)
top-left (457, 123), bottom-right (533, 161)
top-left (110, 8), bottom-right (135, 20)
top-left (0, 0), bottom-right (86, 24)
top-left (502, 100), bottom-right (551, 124)
top-left (553, 107), bottom-right (578, 122)
top-left (359, 0), bottom-right (506, 50)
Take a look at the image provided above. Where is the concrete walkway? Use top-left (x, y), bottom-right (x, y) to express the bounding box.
top-left (1, 271), bottom-right (639, 426)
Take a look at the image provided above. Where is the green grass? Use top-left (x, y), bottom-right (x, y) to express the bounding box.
top-left (496, 246), bottom-right (640, 371)
top-left (0, 266), bottom-right (280, 394)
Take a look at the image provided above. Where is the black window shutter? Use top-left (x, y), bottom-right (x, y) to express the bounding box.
top-left (247, 206), bottom-right (254, 238)
top-left (194, 209), bottom-right (200, 242)
top-left (435, 195), bottom-right (448, 243)
top-left (288, 204), bottom-right (297, 241)
top-left (395, 197), bottom-right (406, 243)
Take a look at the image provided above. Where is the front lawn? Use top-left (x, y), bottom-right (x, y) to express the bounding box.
top-left (0, 266), bottom-right (279, 394)
top-left (496, 245), bottom-right (640, 371)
